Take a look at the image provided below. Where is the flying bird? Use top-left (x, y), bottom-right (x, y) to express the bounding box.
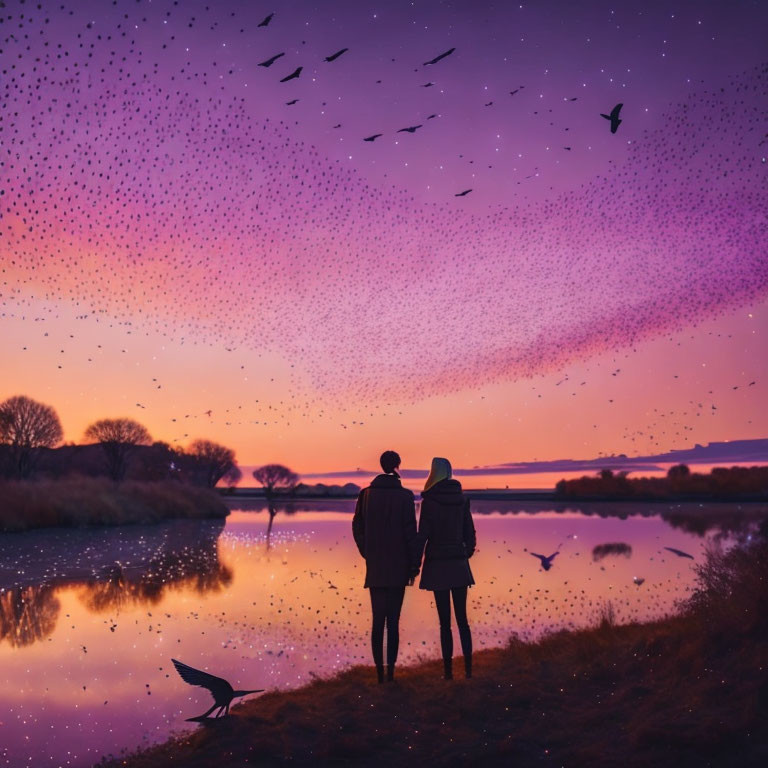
top-left (663, 547), bottom-right (694, 560)
top-left (455, 189), bottom-right (473, 197)
top-left (426, 113), bottom-right (438, 119)
top-left (530, 551), bottom-right (559, 571)
top-left (324, 48), bottom-right (349, 63)
top-left (258, 13), bottom-right (274, 28)
top-left (600, 103), bottom-right (623, 133)
top-left (258, 53), bottom-right (284, 68)
top-left (363, 134), bottom-right (383, 142)
top-left (397, 125), bottom-right (422, 133)
top-left (420, 82), bottom-right (434, 88)
top-left (423, 47), bottom-right (456, 66)
top-left (172, 659), bottom-right (264, 719)
top-left (280, 67), bottom-right (303, 83)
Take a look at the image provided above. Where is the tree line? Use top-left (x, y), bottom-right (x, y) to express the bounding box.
top-left (0, 394), bottom-right (297, 492)
top-left (555, 464), bottom-right (768, 500)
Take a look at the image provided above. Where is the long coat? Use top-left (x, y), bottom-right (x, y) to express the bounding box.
top-left (352, 473), bottom-right (419, 588)
top-left (417, 478), bottom-right (476, 591)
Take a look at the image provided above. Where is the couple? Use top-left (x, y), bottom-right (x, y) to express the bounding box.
top-left (352, 450), bottom-right (476, 683)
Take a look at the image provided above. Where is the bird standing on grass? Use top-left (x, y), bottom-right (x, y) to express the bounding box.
top-left (172, 659), bottom-right (264, 720)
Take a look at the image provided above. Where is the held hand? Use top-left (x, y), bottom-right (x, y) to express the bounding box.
top-left (407, 576), bottom-right (415, 587)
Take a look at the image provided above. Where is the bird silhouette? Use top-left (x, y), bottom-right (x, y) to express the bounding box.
top-left (397, 125), bottom-right (422, 133)
top-left (600, 103), bottom-right (623, 133)
top-left (257, 13), bottom-right (274, 28)
top-left (280, 67), bottom-right (303, 83)
top-left (363, 134), bottom-right (383, 142)
top-left (172, 659), bottom-right (264, 719)
top-left (455, 189), bottom-right (473, 197)
top-left (324, 48), bottom-right (348, 63)
top-left (258, 53), bottom-right (284, 68)
top-left (285, 99), bottom-right (299, 105)
top-left (663, 546), bottom-right (694, 560)
top-left (423, 47), bottom-right (456, 66)
top-left (530, 551), bottom-right (559, 571)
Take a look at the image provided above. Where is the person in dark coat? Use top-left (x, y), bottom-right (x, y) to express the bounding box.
top-left (416, 457), bottom-right (476, 679)
top-left (352, 450), bottom-right (419, 683)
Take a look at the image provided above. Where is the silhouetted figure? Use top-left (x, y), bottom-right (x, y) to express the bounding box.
top-left (171, 659), bottom-right (264, 719)
top-left (416, 458), bottom-right (475, 680)
top-left (353, 450), bottom-right (419, 683)
top-left (600, 103), bottom-right (623, 133)
top-left (530, 551), bottom-right (559, 570)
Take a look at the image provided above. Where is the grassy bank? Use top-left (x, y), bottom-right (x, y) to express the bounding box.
top-left (0, 478), bottom-right (228, 532)
top-left (101, 534), bottom-right (768, 767)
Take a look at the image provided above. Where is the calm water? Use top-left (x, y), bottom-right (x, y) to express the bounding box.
top-left (1, 500), bottom-right (766, 767)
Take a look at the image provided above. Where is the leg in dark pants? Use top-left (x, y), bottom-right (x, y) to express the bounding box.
top-left (369, 587), bottom-right (405, 682)
top-left (451, 587), bottom-right (473, 678)
top-left (385, 586), bottom-right (405, 678)
top-left (433, 589), bottom-right (454, 679)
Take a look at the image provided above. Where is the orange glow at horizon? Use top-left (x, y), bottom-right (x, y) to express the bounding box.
top-left (1, 293), bottom-right (765, 479)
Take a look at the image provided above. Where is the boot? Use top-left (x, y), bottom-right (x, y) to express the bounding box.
top-left (386, 664), bottom-right (395, 682)
top-left (376, 664), bottom-right (385, 684)
top-left (443, 658), bottom-right (453, 680)
top-left (464, 655), bottom-right (472, 679)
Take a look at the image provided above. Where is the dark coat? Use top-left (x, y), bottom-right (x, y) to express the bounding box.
top-left (352, 474), bottom-right (419, 588)
top-left (416, 478), bottom-right (476, 591)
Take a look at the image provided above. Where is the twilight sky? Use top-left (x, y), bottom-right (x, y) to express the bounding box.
top-left (1, 0), bottom-right (766, 479)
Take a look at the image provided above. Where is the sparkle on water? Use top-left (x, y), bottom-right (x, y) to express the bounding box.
top-left (1, 500), bottom-right (766, 766)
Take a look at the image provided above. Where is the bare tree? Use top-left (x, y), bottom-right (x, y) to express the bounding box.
top-left (84, 418), bottom-right (152, 482)
top-left (187, 439), bottom-right (239, 488)
top-left (0, 395), bottom-right (64, 479)
top-left (252, 464), bottom-right (299, 498)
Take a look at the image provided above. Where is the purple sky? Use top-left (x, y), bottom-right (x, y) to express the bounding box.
top-left (1, 0), bottom-right (766, 471)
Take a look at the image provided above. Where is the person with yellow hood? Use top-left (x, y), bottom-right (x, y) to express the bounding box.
top-left (416, 457), bottom-right (476, 679)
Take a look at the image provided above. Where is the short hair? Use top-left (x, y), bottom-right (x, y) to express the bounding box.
top-left (379, 450), bottom-right (401, 474)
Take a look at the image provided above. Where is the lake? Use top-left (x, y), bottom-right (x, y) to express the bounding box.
top-left (1, 499), bottom-right (766, 767)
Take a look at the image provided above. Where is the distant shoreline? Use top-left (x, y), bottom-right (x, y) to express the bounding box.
top-left (221, 487), bottom-right (768, 503)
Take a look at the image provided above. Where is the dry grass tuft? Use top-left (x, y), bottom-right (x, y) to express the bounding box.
top-left (0, 477), bottom-right (228, 532)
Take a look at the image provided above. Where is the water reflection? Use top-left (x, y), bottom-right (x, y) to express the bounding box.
top-left (470, 498), bottom-right (768, 539)
top-left (0, 519), bottom-right (230, 646)
top-left (0, 585), bottom-right (60, 647)
top-left (1, 502), bottom-right (767, 767)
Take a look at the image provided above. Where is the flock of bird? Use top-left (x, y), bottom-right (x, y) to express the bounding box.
top-left (1, 1), bottom-right (765, 416)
